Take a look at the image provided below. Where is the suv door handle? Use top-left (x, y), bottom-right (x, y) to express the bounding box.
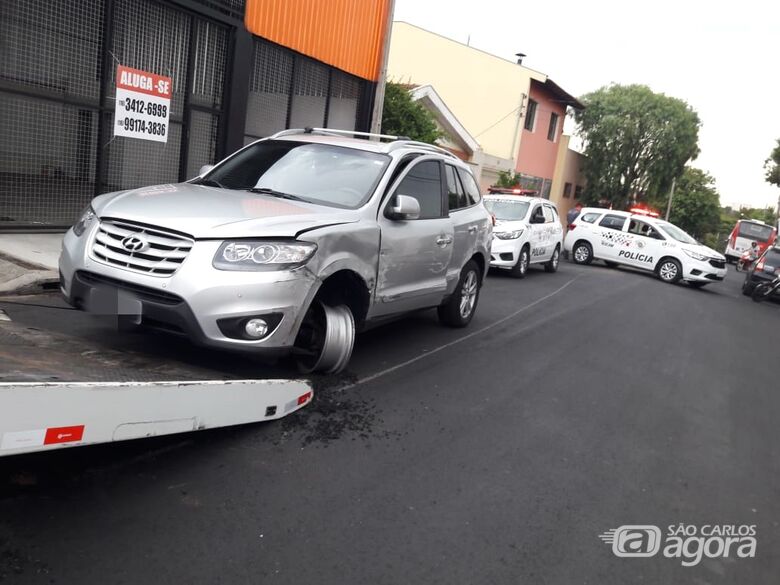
top-left (468, 226), bottom-right (478, 234)
top-left (436, 235), bottom-right (453, 247)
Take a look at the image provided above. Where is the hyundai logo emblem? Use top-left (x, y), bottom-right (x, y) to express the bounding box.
top-left (121, 235), bottom-right (149, 253)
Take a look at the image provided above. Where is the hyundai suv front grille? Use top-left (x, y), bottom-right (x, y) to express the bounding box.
top-left (91, 219), bottom-right (193, 276)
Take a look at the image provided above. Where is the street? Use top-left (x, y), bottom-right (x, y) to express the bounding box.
top-left (1, 261), bottom-right (779, 584)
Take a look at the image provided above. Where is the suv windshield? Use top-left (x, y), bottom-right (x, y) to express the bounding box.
top-left (484, 199), bottom-right (530, 221)
top-left (199, 140), bottom-right (390, 209)
top-left (656, 221), bottom-right (698, 244)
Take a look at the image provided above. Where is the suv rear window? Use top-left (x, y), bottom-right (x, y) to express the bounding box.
top-left (457, 168), bottom-right (482, 205)
top-left (580, 212), bottom-right (600, 223)
top-left (763, 247), bottom-right (780, 266)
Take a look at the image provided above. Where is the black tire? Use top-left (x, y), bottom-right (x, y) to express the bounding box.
top-left (656, 258), bottom-right (682, 284)
top-left (751, 282), bottom-right (772, 303)
top-left (742, 278), bottom-right (756, 296)
top-left (544, 246), bottom-right (560, 273)
top-left (572, 241), bottom-right (593, 265)
top-left (604, 261), bottom-right (619, 268)
top-left (438, 260), bottom-right (481, 328)
top-left (295, 301), bottom-right (355, 374)
top-left (510, 246), bottom-right (530, 278)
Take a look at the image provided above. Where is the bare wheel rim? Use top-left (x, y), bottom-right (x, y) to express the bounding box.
top-left (459, 270), bottom-right (478, 319)
top-left (551, 248), bottom-right (560, 268)
top-left (659, 261), bottom-right (678, 281)
top-left (297, 303), bottom-right (355, 374)
top-left (574, 245), bottom-right (589, 262)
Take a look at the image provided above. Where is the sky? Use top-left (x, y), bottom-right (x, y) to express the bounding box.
top-left (393, 0), bottom-right (780, 210)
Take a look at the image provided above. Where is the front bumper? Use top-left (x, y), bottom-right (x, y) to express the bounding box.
top-left (683, 257), bottom-right (727, 282)
top-left (59, 227), bottom-right (318, 353)
top-left (489, 238), bottom-right (522, 268)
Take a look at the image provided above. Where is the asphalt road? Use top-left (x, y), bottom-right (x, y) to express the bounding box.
top-left (1, 261), bottom-right (779, 584)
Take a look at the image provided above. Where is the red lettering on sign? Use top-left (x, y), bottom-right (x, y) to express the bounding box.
top-left (44, 425), bottom-right (85, 445)
top-left (116, 65), bottom-right (172, 98)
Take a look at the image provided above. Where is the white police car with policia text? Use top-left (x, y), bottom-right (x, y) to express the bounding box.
top-left (483, 192), bottom-right (563, 277)
top-left (564, 207), bottom-right (727, 287)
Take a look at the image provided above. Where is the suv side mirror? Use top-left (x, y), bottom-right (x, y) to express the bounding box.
top-left (198, 164), bottom-right (215, 176)
top-left (388, 194), bottom-right (421, 221)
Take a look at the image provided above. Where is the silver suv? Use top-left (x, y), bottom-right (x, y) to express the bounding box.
top-left (60, 129), bottom-right (493, 373)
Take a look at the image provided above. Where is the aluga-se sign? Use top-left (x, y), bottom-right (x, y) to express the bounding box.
top-left (113, 64), bottom-right (172, 143)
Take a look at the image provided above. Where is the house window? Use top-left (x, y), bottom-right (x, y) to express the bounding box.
top-left (563, 182), bottom-right (572, 198)
top-left (547, 112), bottom-right (559, 141)
top-left (574, 185), bottom-right (583, 199)
top-left (524, 99), bottom-right (538, 131)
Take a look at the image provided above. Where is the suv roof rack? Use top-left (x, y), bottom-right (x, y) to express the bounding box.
top-left (268, 128), bottom-right (459, 160)
top-left (385, 140), bottom-right (459, 160)
top-left (269, 127), bottom-right (410, 141)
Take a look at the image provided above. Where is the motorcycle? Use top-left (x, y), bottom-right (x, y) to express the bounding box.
top-left (751, 273), bottom-right (780, 303)
top-left (736, 249), bottom-right (759, 272)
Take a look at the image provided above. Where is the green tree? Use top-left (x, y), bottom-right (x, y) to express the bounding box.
top-left (668, 167), bottom-right (720, 240)
top-left (574, 84), bottom-right (701, 208)
top-left (381, 83), bottom-right (442, 144)
top-left (495, 170), bottom-right (521, 188)
top-left (766, 138), bottom-right (780, 188)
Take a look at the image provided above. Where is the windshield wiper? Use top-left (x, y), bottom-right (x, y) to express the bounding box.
top-left (249, 187), bottom-right (307, 202)
top-left (195, 177), bottom-right (225, 189)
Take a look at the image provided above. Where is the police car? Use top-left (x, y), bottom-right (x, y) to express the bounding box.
top-left (563, 207), bottom-right (727, 287)
top-left (483, 190), bottom-right (564, 277)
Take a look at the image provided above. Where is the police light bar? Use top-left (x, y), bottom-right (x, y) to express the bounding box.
top-left (488, 187), bottom-right (537, 196)
top-left (630, 207), bottom-right (660, 217)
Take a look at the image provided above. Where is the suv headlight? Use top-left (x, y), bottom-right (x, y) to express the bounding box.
top-left (494, 229), bottom-right (524, 240)
top-left (682, 249), bottom-right (708, 261)
top-left (72, 206), bottom-right (96, 237)
top-left (213, 240), bottom-right (317, 271)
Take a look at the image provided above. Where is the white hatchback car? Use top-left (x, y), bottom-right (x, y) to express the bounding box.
top-left (564, 207), bottom-right (727, 287)
top-left (483, 193), bottom-right (564, 277)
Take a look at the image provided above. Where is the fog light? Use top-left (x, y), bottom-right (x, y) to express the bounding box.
top-left (244, 318), bottom-right (269, 338)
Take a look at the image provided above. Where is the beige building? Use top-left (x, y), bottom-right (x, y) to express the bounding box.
top-left (387, 21), bottom-right (547, 190)
top-left (549, 135), bottom-right (586, 225)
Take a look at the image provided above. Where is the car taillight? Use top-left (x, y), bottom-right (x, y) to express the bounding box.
top-left (568, 224), bottom-right (576, 230)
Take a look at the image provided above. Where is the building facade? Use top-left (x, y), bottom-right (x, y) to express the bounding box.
top-left (514, 78), bottom-right (582, 199)
top-left (549, 134), bottom-right (586, 225)
top-left (0, 0), bottom-right (392, 229)
top-left (408, 85), bottom-right (483, 180)
top-left (386, 21), bottom-right (583, 198)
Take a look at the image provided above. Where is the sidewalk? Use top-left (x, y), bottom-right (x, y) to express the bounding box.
top-left (0, 233), bottom-right (63, 295)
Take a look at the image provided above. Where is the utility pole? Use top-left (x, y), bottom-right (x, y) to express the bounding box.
top-left (369, 0), bottom-right (396, 136)
top-left (665, 177), bottom-right (676, 220)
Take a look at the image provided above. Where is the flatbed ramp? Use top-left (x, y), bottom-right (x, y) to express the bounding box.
top-left (0, 379), bottom-right (312, 456)
top-left (0, 300), bottom-right (312, 457)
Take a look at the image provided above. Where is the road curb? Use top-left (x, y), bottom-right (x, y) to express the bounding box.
top-left (0, 251), bottom-right (58, 296)
top-left (0, 270), bottom-right (59, 296)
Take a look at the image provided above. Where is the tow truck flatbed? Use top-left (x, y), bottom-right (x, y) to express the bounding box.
top-left (0, 298), bottom-right (312, 457)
